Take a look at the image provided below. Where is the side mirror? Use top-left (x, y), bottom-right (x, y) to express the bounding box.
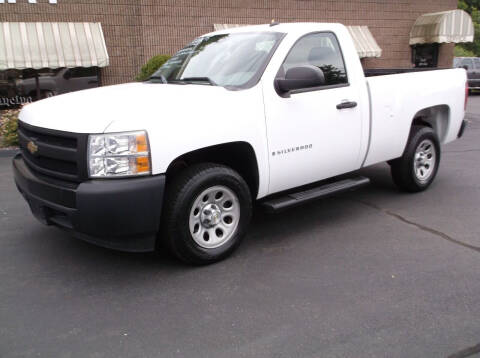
top-left (463, 65), bottom-right (469, 71)
top-left (275, 65), bottom-right (325, 94)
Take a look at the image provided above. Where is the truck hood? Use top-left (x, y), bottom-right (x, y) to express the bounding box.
top-left (19, 81), bottom-right (267, 178)
top-left (19, 82), bottom-right (236, 133)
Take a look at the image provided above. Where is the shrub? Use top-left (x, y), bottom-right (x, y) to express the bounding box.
top-left (136, 54), bottom-right (171, 81)
top-left (0, 109), bottom-right (20, 147)
top-left (454, 45), bottom-right (476, 57)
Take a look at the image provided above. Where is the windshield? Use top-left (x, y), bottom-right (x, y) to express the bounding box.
top-left (150, 32), bottom-right (284, 88)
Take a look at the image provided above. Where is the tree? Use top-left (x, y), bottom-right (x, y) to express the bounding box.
top-left (456, 0), bottom-right (480, 56)
top-left (136, 55), bottom-right (171, 81)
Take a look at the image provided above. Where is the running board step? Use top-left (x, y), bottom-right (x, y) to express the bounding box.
top-left (262, 176), bottom-right (370, 212)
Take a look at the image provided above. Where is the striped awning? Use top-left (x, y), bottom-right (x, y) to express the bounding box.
top-left (213, 24), bottom-right (247, 31)
top-left (410, 9), bottom-right (474, 45)
top-left (0, 22), bottom-right (109, 70)
top-left (346, 26), bottom-right (382, 58)
top-left (213, 24), bottom-right (382, 58)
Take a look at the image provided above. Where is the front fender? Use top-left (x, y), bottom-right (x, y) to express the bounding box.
top-left (103, 83), bottom-right (271, 198)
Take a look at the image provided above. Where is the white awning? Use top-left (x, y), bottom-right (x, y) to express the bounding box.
top-left (346, 26), bottom-right (382, 58)
top-left (213, 23), bottom-right (382, 58)
top-left (410, 9), bottom-right (474, 45)
top-left (0, 22), bottom-right (109, 70)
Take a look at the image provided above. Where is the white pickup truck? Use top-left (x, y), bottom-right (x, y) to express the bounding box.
top-left (13, 23), bottom-right (468, 264)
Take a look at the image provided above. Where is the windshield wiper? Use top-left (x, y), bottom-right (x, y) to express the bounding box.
top-left (150, 75), bottom-right (217, 86)
top-left (149, 74), bottom-right (167, 84)
top-left (179, 77), bottom-right (217, 86)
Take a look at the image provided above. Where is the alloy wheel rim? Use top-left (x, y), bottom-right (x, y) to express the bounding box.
top-left (413, 139), bottom-right (436, 183)
top-left (189, 185), bottom-right (240, 249)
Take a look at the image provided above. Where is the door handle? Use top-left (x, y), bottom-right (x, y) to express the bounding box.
top-left (336, 101), bottom-right (357, 110)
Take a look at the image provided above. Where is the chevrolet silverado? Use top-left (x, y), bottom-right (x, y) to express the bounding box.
top-left (13, 23), bottom-right (468, 264)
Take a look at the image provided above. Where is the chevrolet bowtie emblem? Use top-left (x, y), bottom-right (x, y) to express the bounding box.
top-left (27, 140), bottom-right (38, 155)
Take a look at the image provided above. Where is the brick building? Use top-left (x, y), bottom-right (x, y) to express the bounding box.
top-left (0, 0), bottom-right (467, 89)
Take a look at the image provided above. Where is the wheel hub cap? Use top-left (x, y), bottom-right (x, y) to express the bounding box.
top-left (189, 185), bottom-right (241, 249)
top-left (414, 139), bottom-right (436, 183)
top-left (201, 204), bottom-right (222, 227)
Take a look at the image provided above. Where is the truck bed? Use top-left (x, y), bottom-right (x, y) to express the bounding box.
top-left (363, 68), bottom-right (466, 167)
top-left (364, 67), bottom-right (448, 77)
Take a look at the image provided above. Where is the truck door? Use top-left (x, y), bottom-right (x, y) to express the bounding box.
top-left (264, 32), bottom-right (366, 194)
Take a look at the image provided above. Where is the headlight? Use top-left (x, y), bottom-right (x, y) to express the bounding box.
top-left (88, 131), bottom-right (151, 178)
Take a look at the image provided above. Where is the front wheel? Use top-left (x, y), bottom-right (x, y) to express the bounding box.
top-left (161, 164), bottom-right (252, 265)
top-left (390, 125), bottom-right (441, 192)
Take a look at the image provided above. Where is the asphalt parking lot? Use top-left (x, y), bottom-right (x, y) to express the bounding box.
top-left (1, 97), bottom-right (480, 358)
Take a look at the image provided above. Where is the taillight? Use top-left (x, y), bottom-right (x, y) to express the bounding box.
top-left (465, 81), bottom-right (469, 111)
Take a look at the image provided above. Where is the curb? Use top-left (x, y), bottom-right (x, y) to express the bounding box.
top-left (0, 149), bottom-right (19, 158)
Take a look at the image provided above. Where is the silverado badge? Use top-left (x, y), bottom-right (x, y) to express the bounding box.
top-left (27, 140), bottom-right (38, 155)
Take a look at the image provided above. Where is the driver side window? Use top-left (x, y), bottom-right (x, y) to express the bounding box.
top-left (279, 32), bottom-right (348, 86)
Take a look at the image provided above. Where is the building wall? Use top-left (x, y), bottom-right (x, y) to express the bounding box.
top-left (1, 0), bottom-right (459, 86)
top-left (438, 43), bottom-right (456, 68)
top-left (0, 0), bottom-right (144, 85)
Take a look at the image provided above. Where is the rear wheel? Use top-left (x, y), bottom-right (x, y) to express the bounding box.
top-left (161, 163), bottom-right (252, 265)
top-left (390, 126), bottom-right (440, 192)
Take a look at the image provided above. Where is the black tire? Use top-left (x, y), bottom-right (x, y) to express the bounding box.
top-left (161, 163), bottom-right (252, 265)
top-left (390, 125), bottom-right (441, 192)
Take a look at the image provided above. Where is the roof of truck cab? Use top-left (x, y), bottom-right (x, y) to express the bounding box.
top-left (204, 22), bottom-right (347, 37)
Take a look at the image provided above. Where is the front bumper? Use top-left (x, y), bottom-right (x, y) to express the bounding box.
top-left (13, 154), bottom-right (165, 252)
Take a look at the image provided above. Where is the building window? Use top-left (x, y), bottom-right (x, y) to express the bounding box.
top-left (412, 44), bottom-right (439, 68)
top-left (0, 67), bottom-right (100, 109)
